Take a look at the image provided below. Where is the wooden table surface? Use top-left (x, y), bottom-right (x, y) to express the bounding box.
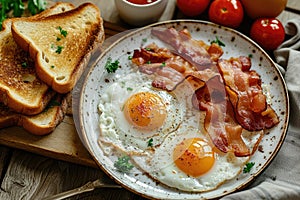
top-left (0, 0), bottom-right (299, 199)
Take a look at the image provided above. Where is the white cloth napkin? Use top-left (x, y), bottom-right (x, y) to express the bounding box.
top-left (221, 18), bottom-right (300, 200)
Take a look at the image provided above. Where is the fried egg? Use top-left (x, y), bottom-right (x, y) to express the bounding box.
top-left (96, 54), bottom-right (262, 193)
top-left (97, 71), bottom-right (194, 156)
top-left (131, 127), bottom-right (250, 192)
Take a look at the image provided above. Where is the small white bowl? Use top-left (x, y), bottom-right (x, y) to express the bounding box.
top-left (114, 0), bottom-right (168, 26)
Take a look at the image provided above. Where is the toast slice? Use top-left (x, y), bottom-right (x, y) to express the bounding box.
top-left (0, 2), bottom-right (75, 115)
top-left (0, 93), bottom-right (71, 135)
top-left (11, 3), bottom-right (105, 93)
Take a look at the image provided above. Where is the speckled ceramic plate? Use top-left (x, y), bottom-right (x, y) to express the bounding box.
top-left (74, 20), bottom-right (289, 199)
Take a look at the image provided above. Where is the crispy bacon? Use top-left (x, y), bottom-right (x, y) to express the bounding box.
top-left (132, 45), bottom-right (198, 91)
top-left (130, 28), bottom-right (279, 157)
top-left (151, 27), bottom-right (214, 70)
top-left (218, 58), bottom-right (279, 131)
top-left (192, 75), bottom-right (251, 156)
top-left (138, 63), bottom-right (218, 92)
top-left (207, 43), bottom-right (224, 62)
top-left (132, 44), bottom-right (172, 66)
top-left (137, 56), bottom-right (192, 75)
top-left (151, 66), bottom-right (186, 91)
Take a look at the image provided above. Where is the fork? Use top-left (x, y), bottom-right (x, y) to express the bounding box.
top-left (42, 179), bottom-right (122, 200)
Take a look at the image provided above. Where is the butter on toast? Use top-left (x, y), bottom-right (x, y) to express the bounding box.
top-left (0, 2), bottom-right (75, 115)
top-left (0, 93), bottom-right (70, 135)
top-left (11, 3), bottom-right (105, 93)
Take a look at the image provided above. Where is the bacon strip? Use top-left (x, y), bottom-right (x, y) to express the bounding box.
top-left (151, 27), bottom-right (215, 70)
top-left (218, 58), bottom-right (279, 131)
top-left (132, 40), bottom-right (220, 91)
top-left (192, 75), bottom-right (251, 156)
top-left (131, 28), bottom-right (279, 157)
top-left (132, 45), bottom-right (172, 66)
top-left (132, 44), bottom-right (195, 91)
top-left (151, 66), bottom-right (186, 91)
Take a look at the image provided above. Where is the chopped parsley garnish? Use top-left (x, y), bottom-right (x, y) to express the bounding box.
top-left (127, 87), bottom-right (133, 91)
top-left (211, 36), bottom-right (225, 47)
top-left (56, 37), bottom-right (62, 41)
top-left (142, 38), bottom-right (147, 43)
top-left (248, 54), bottom-right (253, 58)
top-left (147, 138), bottom-right (153, 147)
top-left (160, 62), bottom-right (166, 68)
top-left (243, 162), bottom-right (255, 173)
top-left (105, 57), bottom-right (119, 73)
top-left (114, 156), bottom-right (134, 173)
top-left (58, 26), bottom-right (68, 37)
top-left (128, 55), bottom-right (133, 60)
top-left (146, 61), bottom-right (151, 64)
top-left (51, 65), bottom-right (55, 69)
top-left (21, 62), bottom-right (28, 68)
top-left (55, 46), bottom-right (63, 54)
top-left (145, 47), bottom-right (151, 51)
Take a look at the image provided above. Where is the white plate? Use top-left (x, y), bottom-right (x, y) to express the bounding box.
top-left (74, 20), bottom-right (289, 199)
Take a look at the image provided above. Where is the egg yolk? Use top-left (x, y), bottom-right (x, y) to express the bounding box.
top-left (123, 92), bottom-right (167, 131)
top-left (173, 138), bottom-right (215, 177)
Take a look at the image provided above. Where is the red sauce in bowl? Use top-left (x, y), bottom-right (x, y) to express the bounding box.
top-left (126, 0), bottom-right (158, 5)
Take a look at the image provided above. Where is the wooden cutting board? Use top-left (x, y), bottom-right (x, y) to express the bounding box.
top-left (0, 0), bottom-right (177, 168)
top-left (0, 22), bottom-right (129, 169)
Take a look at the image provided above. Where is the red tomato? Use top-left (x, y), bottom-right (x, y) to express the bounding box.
top-left (250, 18), bottom-right (285, 51)
top-left (208, 0), bottom-right (244, 28)
top-left (177, 0), bottom-right (210, 17)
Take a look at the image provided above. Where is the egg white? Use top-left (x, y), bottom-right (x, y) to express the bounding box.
top-left (97, 71), bottom-right (193, 156)
top-left (131, 127), bottom-right (250, 192)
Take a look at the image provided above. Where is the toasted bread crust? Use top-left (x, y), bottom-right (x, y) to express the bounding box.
top-left (0, 2), bottom-right (75, 115)
top-left (0, 93), bottom-right (70, 135)
top-left (33, 2), bottom-right (75, 18)
top-left (12, 3), bottom-right (105, 93)
top-left (0, 19), bottom-right (55, 114)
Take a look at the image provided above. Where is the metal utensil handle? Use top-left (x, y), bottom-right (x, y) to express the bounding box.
top-left (42, 180), bottom-right (121, 200)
